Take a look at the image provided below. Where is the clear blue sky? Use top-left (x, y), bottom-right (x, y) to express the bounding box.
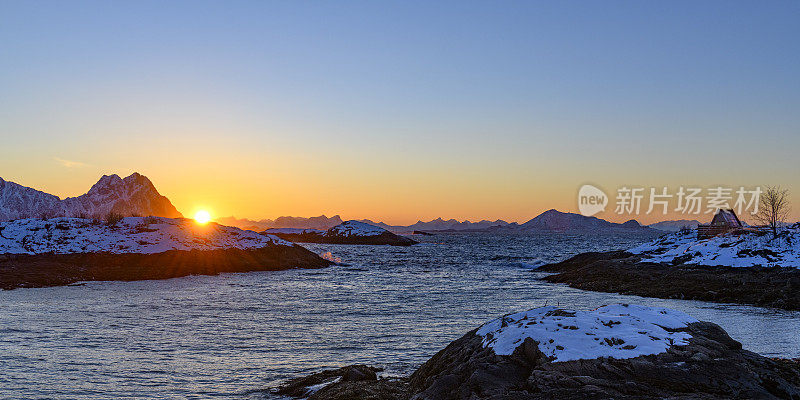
top-left (1, 1), bottom-right (798, 223)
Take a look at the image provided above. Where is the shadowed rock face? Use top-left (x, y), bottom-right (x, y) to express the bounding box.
top-left (276, 320), bottom-right (800, 400)
top-left (539, 251), bottom-right (800, 310)
top-left (0, 245), bottom-right (332, 290)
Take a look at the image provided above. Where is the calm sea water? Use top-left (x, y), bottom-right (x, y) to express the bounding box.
top-left (1, 232), bottom-right (799, 399)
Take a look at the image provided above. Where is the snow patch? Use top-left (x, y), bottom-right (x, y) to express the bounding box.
top-left (476, 304), bottom-right (698, 362)
top-left (304, 377), bottom-right (340, 396)
top-left (629, 226), bottom-right (800, 268)
top-left (0, 217), bottom-right (293, 255)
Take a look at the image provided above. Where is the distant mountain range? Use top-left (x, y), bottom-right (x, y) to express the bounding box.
top-left (647, 219), bottom-right (701, 232)
top-left (0, 173), bottom-right (182, 221)
top-left (358, 217), bottom-right (510, 232)
top-left (215, 215), bottom-right (345, 231)
top-left (216, 215), bottom-right (510, 232)
top-left (1, 174), bottom-right (698, 234)
top-left (508, 209), bottom-right (650, 232)
top-left (222, 210), bottom-right (667, 234)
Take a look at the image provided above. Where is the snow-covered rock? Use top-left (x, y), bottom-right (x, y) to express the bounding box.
top-left (476, 304), bottom-right (697, 362)
top-left (325, 220), bottom-right (386, 237)
top-left (402, 304), bottom-right (800, 400)
top-left (0, 217), bottom-right (292, 255)
top-left (0, 173), bottom-right (182, 221)
top-left (629, 226), bottom-right (800, 268)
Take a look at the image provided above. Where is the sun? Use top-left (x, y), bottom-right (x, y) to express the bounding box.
top-left (194, 210), bottom-right (212, 224)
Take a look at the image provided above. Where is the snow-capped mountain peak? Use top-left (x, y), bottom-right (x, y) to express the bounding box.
top-left (0, 173), bottom-right (182, 221)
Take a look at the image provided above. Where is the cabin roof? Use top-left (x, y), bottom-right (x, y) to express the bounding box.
top-left (710, 209), bottom-right (742, 227)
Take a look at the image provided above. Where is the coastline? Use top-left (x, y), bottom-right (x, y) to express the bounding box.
top-left (0, 245), bottom-right (332, 290)
top-left (538, 250), bottom-right (800, 311)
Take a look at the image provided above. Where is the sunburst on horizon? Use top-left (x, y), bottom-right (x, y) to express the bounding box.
top-left (194, 209), bottom-right (212, 224)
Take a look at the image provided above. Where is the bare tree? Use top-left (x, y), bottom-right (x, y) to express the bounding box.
top-left (754, 186), bottom-right (791, 238)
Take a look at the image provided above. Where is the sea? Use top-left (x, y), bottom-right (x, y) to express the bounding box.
top-left (1, 232), bottom-right (799, 399)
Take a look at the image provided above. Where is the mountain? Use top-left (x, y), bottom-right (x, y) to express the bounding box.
top-left (219, 215), bottom-right (508, 233)
top-left (510, 209), bottom-right (655, 233)
top-left (393, 218), bottom-right (509, 232)
top-left (216, 215), bottom-right (343, 231)
top-left (648, 219), bottom-right (701, 232)
top-left (220, 211), bottom-right (654, 234)
top-left (0, 177), bottom-right (63, 221)
top-left (0, 173), bottom-right (182, 221)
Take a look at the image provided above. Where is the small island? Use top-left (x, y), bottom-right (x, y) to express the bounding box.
top-left (538, 219), bottom-right (800, 310)
top-left (264, 220), bottom-right (418, 246)
top-left (275, 304), bottom-right (800, 399)
top-left (0, 216), bottom-right (332, 290)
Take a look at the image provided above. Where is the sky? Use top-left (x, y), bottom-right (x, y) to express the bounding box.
top-left (1, 1), bottom-right (798, 225)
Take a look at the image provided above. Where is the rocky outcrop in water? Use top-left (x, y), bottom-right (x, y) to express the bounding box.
top-left (408, 322), bottom-right (800, 399)
top-left (265, 221), bottom-right (418, 246)
top-left (0, 245), bottom-right (331, 290)
top-left (539, 251), bottom-right (800, 310)
top-left (275, 305), bottom-right (800, 400)
top-left (276, 365), bottom-right (408, 400)
top-left (0, 217), bottom-right (332, 289)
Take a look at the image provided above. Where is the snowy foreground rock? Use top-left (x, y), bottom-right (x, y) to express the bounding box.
top-left (0, 217), bottom-right (331, 289)
top-left (629, 225), bottom-right (800, 268)
top-left (276, 304), bottom-right (800, 400)
top-left (265, 220), bottom-right (417, 246)
top-left (475, 304), bottom-right (697, 361)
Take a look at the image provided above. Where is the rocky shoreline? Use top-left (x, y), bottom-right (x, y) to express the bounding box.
top-left (273, 304), bottom-right (800, 399)
top-left (0, 245), bottom-right (332, 290)
top-left (0, 216), bottom-right (335, 289)
top-left (537, 250), bottom-right (800, 310)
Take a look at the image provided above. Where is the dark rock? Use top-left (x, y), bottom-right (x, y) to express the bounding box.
top-left (277, 321), bottom-right (800, 400)
top-left (0, 245), bottom-right (332, 290)
top-left (275, 365), bottom-right (408, 400)
top-left (341, 364), bottom-right (379, 382)
top-left (408, 321), bottom-right (800, 400)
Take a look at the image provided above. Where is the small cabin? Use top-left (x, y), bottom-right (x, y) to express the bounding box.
top-left (697, 209), bottom-right (743, 239)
